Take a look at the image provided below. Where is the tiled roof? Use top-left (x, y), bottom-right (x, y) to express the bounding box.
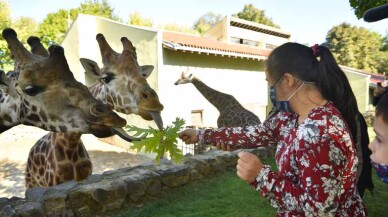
top-left (162, 31), bottom-right (271, 59)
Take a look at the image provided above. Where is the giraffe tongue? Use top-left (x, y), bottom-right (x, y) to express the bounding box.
top-left (150, 111), bottom-right (164, 130)
top-left (112, 127), bottom-right (141, 142)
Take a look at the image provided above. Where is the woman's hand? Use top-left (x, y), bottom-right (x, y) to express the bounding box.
top-left (237, 152), bottom-right (263, 183)
top-left (179, 129), bottom-right (199, 144)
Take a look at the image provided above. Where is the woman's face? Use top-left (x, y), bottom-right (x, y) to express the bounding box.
top-left (369, 115), bottom-right (388, 164)
top-left (265, 71), bottom-right (294, 101)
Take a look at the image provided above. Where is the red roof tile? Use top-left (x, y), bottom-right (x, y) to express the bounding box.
top-left (163, 31), bottom-right (271, 58)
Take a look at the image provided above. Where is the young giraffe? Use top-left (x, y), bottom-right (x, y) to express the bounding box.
top-left (25, 33), bottom-right (164, 188)
top-left (174, 70), bottom-right (261, 127)
top-left (0, 28), bottom-right (128, 137)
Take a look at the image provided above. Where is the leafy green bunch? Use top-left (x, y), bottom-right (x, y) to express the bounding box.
top-left (124, 117), bottom-right (185, 164)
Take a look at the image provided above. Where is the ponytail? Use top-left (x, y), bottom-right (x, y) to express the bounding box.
top-left (316, 45), bottom-right (358, 132)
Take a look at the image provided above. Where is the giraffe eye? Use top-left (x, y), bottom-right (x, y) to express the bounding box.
top-left (24, 86), bottom-right (44, 96)
top-left (100, 74), bottom-right (115, 84)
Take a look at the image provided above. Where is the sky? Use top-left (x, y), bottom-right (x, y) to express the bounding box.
top-left (6, 0), bottom-right (388, 45)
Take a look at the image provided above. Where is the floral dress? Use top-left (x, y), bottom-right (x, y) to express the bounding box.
top-left (198, 102), bottom-right (366, 217)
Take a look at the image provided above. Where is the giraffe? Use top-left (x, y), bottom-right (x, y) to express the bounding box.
top-left (25, 33), bottom-right (164, 188)
top-left (174, 70), bottom-right (261, 128)
top-left (0, 28), bottom-right (131, 138)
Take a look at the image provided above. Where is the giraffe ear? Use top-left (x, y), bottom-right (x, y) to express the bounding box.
top-left (0, 69), bottom-right (11, 91)
top-left (80, 58), bottom-right (101, 77)
top-left (140, 65), bottom-right (154, 79)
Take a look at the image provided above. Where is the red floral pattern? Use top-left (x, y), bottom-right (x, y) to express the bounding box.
top-left (198, 102), bottom-right (366, 216)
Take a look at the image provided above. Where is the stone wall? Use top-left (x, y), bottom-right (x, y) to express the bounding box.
top-left (0, 147), bottom-right (275, 217)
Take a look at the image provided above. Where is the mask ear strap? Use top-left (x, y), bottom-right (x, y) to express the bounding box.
top-left (287, 82), bottom-right (305, 100)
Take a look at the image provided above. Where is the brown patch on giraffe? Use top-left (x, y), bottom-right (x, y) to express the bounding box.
top-left (54, 146), bottom-right (66, 162)
top-left (72, 153), bottom-right (78, 162)
top-left (57, 164), bottom-right (74, 181)
top-left (78, 146), bottom-right (86, 158)
top-left (31, 105), bottom-right (37, 112)
top-left (2, 114), bottom-right (13, 123)
top-left (27, 114), bottom-right (40, 123)
top-left (65, 150), bottom-right (74, 161)
top-left (39, 168), bottom-right (44, 176)
top-left (75, 161), bottom-right (92, 181)
top-left (59, 126), bottom-right (67, 132)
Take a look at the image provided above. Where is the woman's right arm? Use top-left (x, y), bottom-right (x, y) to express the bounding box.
top-left (180, 112), bottom-right (283, 149)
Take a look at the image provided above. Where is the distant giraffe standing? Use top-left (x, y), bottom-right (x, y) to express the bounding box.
top-left (174, 70), bottom-right (261, 128)
top-left (25, 34), bottom-right (164, 188)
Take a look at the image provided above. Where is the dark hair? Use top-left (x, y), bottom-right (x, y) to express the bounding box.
top-left (376, 93), bottom-right (388, 124)
top-left (265, 42), bottom-right (358, 131)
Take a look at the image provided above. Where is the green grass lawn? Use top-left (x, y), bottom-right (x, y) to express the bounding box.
top-left (112, 128), bottom-right (388, 217)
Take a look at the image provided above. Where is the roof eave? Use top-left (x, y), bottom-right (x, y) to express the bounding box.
top-left (162, 40), bottom-right (267, 60)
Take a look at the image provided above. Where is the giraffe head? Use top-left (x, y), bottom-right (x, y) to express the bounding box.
top-left (174, 69), bottom-right (194, 85)
top-left (1, 28), bottom-right (131, 138)
top-left (80, 33), bottom-right (164, 129)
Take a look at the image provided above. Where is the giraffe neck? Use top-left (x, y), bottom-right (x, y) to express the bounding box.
top-left (191, 78), bottom-right (231, 111)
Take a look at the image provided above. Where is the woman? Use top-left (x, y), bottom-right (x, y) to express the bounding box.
top-left (369, 93), bottom-right (388, 183)
top-left (179, 43), bottom-right (366, 216)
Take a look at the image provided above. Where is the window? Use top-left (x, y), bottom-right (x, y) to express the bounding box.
top-left (231, 37), bottom-right (260, 47)
top-left (265, 43), bottom-right (277, 50)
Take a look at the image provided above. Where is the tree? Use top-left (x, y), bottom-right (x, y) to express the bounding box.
top-left (193, 12), bottom-right (223, 34)
top-left (325, 23), bottom-right (385, 73)
top-left (12, 17), bottom-right (39, 43)
top-left (375, 34), bottom-right (388, 73)
top-left (159, 23), bottom-right (198, 34)
top-left (233, 4), bottom-right (280, 28)
top-left (349, 0), bottom-right (387, 19)
top-left (38, 0), bottom-right (120, 46)
top-left (0, 0), bottom-right (12, 70)
top-left (78, 0), bottom-right (120, 21)
top-left (128, 12), bottom-right (153, 27)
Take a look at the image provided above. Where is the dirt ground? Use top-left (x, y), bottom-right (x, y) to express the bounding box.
top-left (0, 125), bottom-right (152, 198)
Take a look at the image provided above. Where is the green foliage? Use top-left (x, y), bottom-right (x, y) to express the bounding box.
top-left (233, 3), bottom-right (280, 28)
top-left (0, 0), bottom-right (11, 31)
top-left (325, 23), bottom-right (387, 73)
top-left (349, 0), bottom-right (388, 19)
top-left (159, 23), bottom-right (198, 34)
top-left (193, 12), bottom-right (223, 34)
top-left (78, 0), bottom-right (121, 21)
top-left (128, 12), bottom-right (153, 27)
top-left (125, 118), bottom-right (185, 164)
top-left (0, 0), bottom-right (12, 70)
top-left (11, 17), bottom-right (39, 43)
top-left (37, 0), bottom-right (120, 46)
